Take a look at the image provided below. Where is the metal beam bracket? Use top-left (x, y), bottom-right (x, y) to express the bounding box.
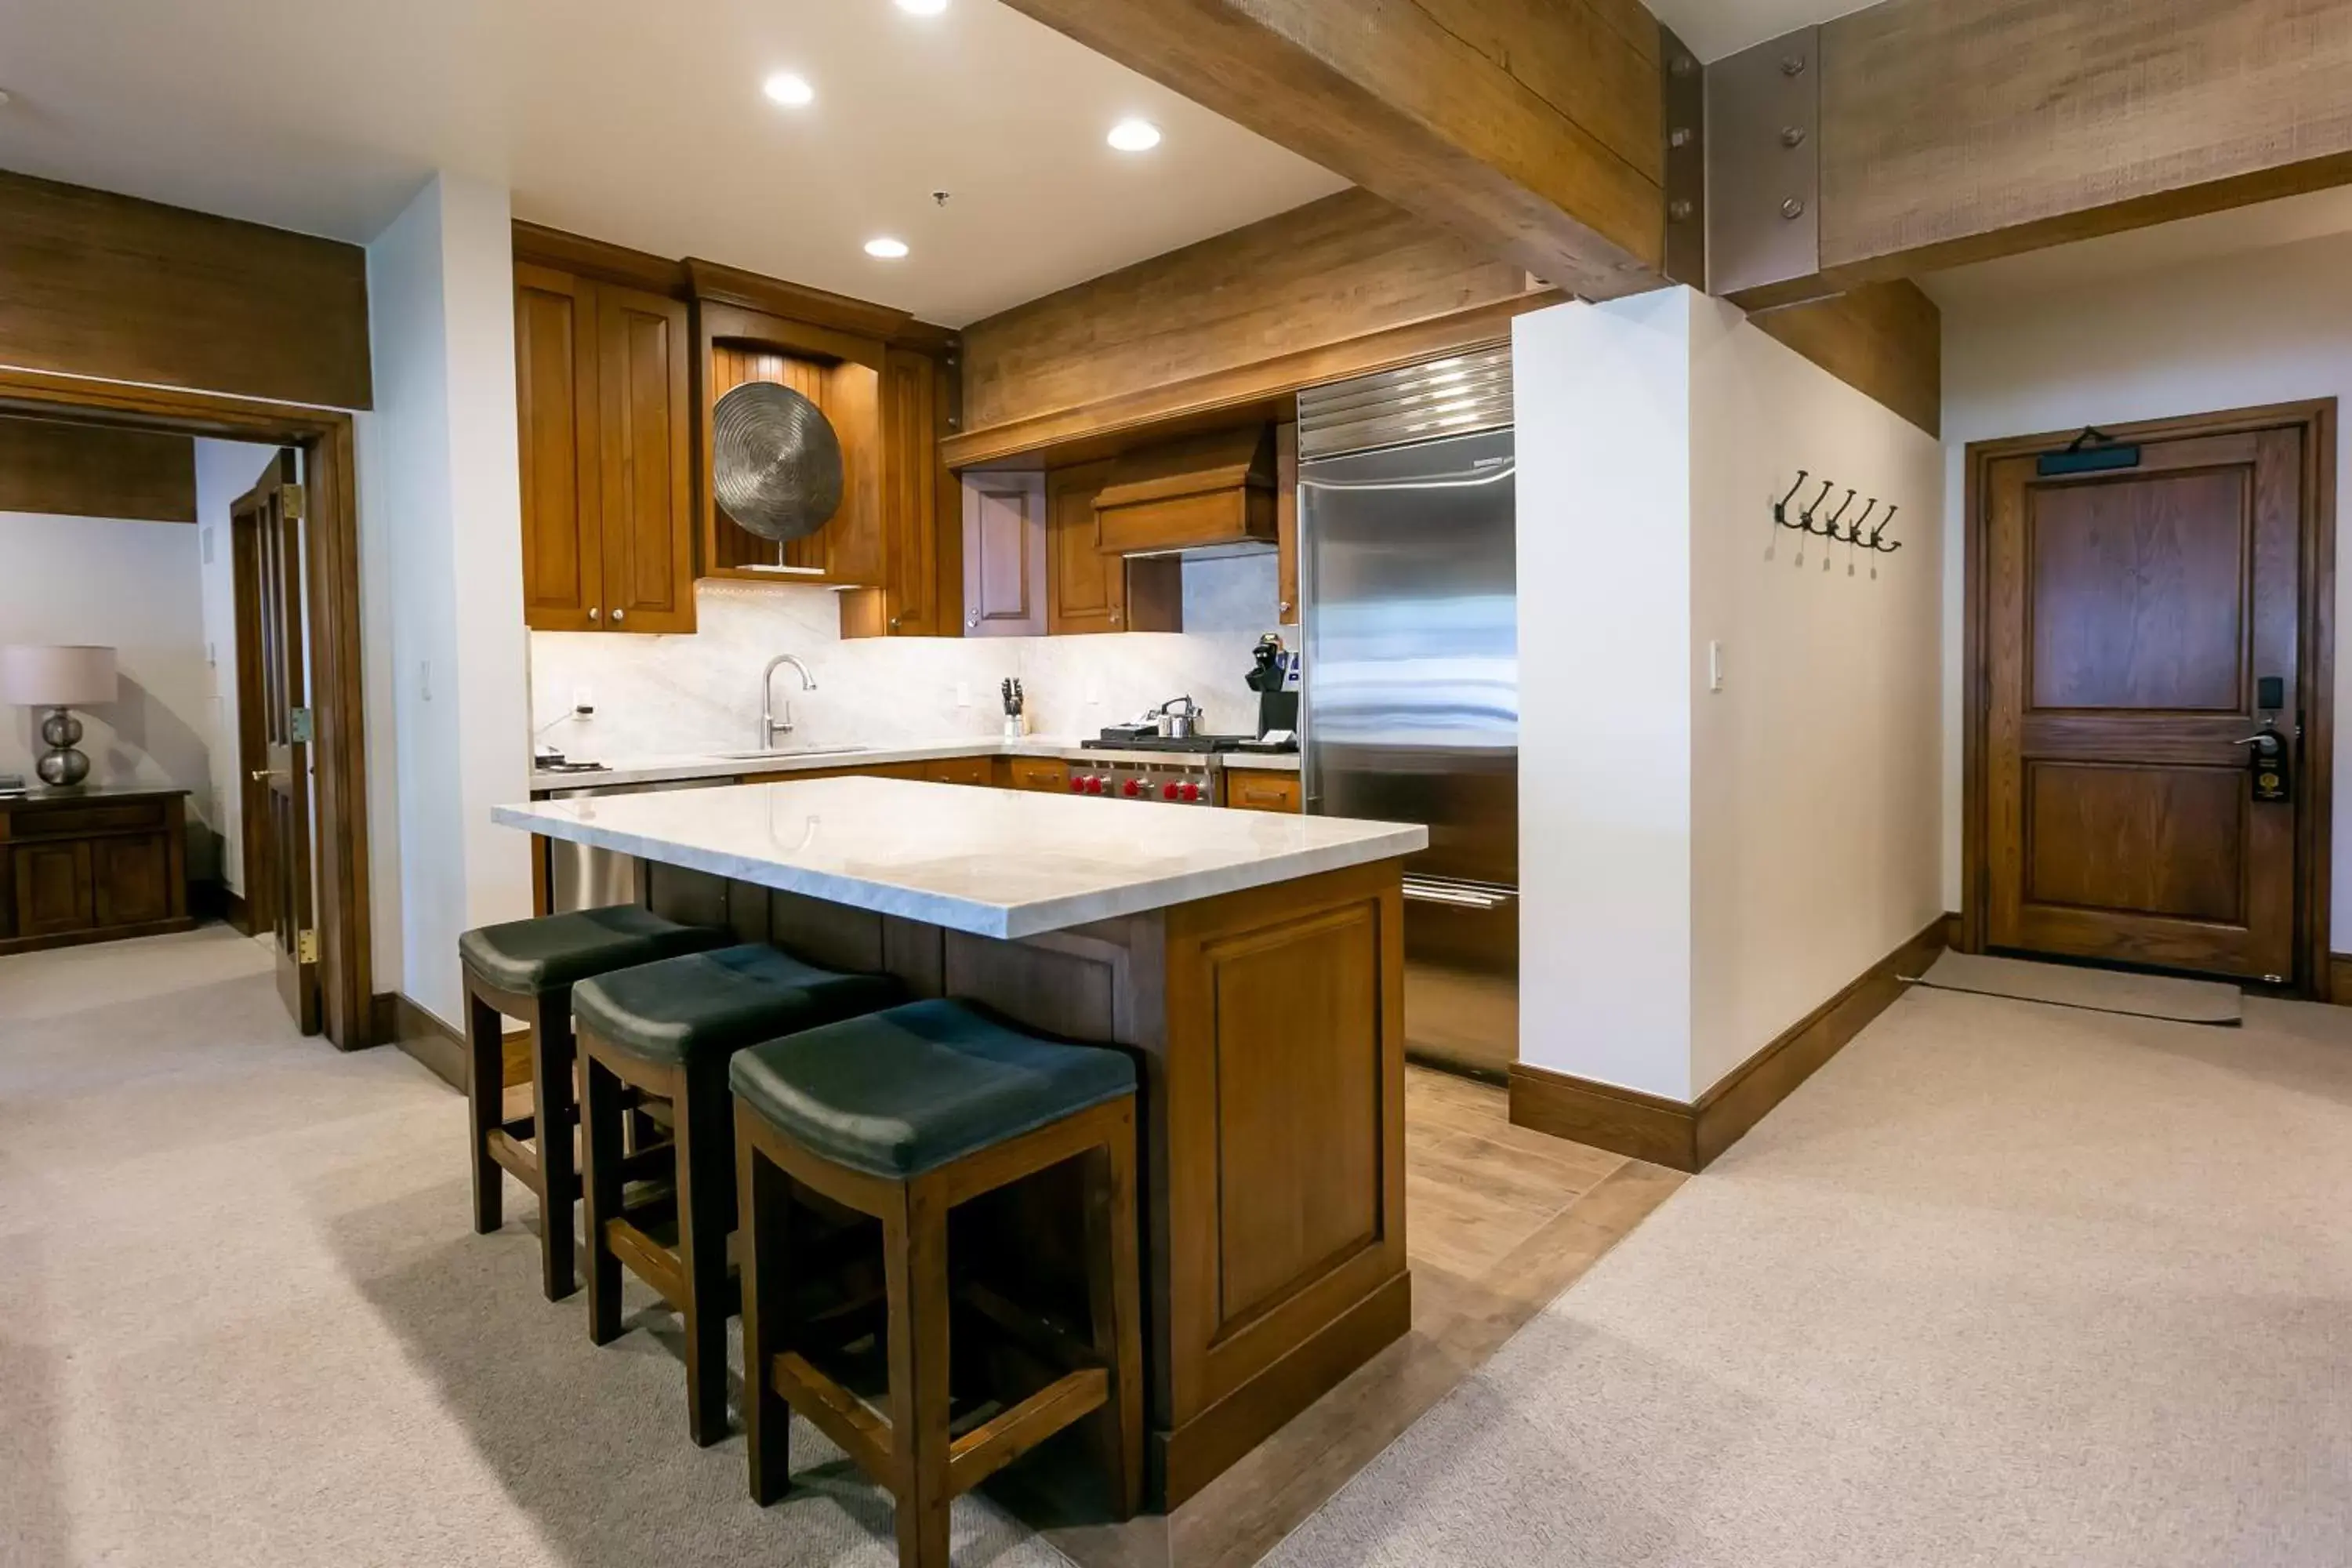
top-left (1705, 27), bottom-right (1823, 299)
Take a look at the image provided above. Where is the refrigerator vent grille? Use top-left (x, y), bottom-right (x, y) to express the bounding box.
top-left (1298, 343), bottom-right (1513, 459)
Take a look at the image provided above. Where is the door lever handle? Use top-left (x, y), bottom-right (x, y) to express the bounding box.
top-left (2233, 733), bottom-right (2285, 748)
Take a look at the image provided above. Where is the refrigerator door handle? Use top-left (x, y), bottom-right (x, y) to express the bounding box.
top-left (1402, 875), bottom-right (1519, 910)
top-left (1298, 463), bottom-right (1516, 494)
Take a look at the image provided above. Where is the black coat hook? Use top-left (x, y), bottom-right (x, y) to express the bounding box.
top-left (1819, 488), bottom-right (1857, 538)
top-left (1773, 470), bottom-right (1810, 527)
top-left (1799, 479), bottom-right (1834, 528)
top-left (1845, 499), bottom-right (1880, 544)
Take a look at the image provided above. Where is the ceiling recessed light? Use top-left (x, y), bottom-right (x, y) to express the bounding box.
top-left (1107, 118), bottom-right (1163, 153)
top-left (895, 0), bottom-right (951, 13)
top-left (865, 238), bottom-right (910, 260)
top-left (762, 72), bottom-right (815, 107)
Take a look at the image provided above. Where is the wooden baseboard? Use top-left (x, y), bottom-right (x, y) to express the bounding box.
top-left (377, 990), bottom-right (533, 1093)
top-left (2328, 953), bottom-right (2352, 1005)
top-left (1508, 913), bottom-right (1953, 1172)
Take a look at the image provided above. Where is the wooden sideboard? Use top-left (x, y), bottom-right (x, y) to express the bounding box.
top-left (0, 787), bottom-right (193, 956)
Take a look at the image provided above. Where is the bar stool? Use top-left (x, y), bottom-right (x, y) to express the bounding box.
top-left (459, 906), bottom-right (724, 1301)
top-left (572, 944), bottom-right (903, 1446)
top-left (731, 999), bottom-right (1144, 1568)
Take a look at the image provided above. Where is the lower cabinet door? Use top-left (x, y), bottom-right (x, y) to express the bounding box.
top-left (13, 841), bottom-right (95, 937)
top-left (93, 834), bottom-right (172, 927)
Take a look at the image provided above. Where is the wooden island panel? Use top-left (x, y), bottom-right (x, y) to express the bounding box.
top-left (643, 854), bottom-right (1409, 1507)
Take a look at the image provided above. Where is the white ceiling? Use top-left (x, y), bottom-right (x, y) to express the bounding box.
top-left (1646, 0), bottom-right (1881, 62)
top-left (0, 0), bottom-right (1347, 326)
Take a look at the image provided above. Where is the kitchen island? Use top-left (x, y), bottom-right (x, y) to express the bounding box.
top-left (492, 777), bottom-right (1425, 1506)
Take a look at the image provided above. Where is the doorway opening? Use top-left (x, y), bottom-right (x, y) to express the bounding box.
top-left (1962, 400), bottom-right (2336, 996)
top-left (0, 369), bottom-right (376, 1046)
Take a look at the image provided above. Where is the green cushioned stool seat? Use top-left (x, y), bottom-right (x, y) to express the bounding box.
top-left (575, 945), bottom-right (903, 1065)
top-left (458, 905), bottom-right (722, 996)
top-left (729, 998), bottom-right (1137, 1179)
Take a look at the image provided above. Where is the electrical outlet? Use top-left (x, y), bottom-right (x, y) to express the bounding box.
top-left (572, 684), bottom-right (595, 717)
top-left (419, 659), bottom-right (433, 702)
top-left (1085, 677), bottom-right (1104, 706)
top-left (954, 681), bottom-right (971, 708)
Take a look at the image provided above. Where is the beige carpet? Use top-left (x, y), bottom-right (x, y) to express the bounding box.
top-left (1267, 983), bottom-right (2352, 1566)
top-left (0, 925), bottom-right (1069, 1568)
top-left (1918, 950), bottom-right (2243, 1024)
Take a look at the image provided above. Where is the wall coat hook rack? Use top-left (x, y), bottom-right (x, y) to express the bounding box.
top-left (1771, 471), bottom-right (1904, 554)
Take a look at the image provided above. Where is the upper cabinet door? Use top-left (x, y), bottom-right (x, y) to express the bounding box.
top-left (594, 282), bottom-right (696, 634)
top-left (515, 263), bottom-right (602, 632)
top-left (871, 347), bottom-right (949, 636)
top-left (961, 471), bottom-right (1047, 637)
top-left (1047, 461), bottom-right (1122, 634)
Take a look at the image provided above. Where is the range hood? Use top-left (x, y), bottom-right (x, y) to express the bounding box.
top-left (1094, 425), bottom-right (1277, 558)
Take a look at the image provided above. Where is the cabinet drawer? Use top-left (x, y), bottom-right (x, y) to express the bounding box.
top-left (1004, 757), bottom-right (1071, 793)
top-left (924, 756), bottom-right (996, 788)
top-left (13, 841), bottom-right (95, 937)
top-left (1224, 768), bottom-right (1301, 813)
top-left (11, 800), bottom-right (168, 839)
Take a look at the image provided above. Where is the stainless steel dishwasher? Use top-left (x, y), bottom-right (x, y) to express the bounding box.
top-left (545, 776), bottom-right (736, 913)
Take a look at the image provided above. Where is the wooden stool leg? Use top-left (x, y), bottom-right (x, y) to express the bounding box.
top-left (532, 998), bottom-right (580, 1301)
top-left (887, 1184), bottom-right (954, 1568)
top-left (465, 989), bottom-right (504, 1235)
top-left (580, 1050), bottom-right (626, 1345)
top-left (676, 1067), bottom-right (737, 1447)
top-left (1082, 1106), bottom-right (1146, 1520)
top-left (740, 1121), bottom-right (796, 1505)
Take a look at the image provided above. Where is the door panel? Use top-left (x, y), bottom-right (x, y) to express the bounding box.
top-left (515, 263), bottom-right (601, 632)
top-left (1984, 426), bottom-right (2303, 981)
top-left (596, 282), bottom-right (694, 633)
top-left (2027, 469), bottom-right (2247, 711)
top-left (13, 842), bottom-right (93, 936)
top-left (2024, 763), bottom-right (2244, 922)
top-left (961, 471), bottom-right (1047, 637)
top-left (93, 834), bottom-right (172, 927)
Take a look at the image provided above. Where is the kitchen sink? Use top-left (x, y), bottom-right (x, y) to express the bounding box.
top-left (712, 746), bottom-right (872, 761)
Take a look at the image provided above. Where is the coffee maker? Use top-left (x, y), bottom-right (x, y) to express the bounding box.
top-left (1243, 633), bottom-right (1301, 749)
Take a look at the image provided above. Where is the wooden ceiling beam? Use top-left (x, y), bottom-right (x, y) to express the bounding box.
top-left (1714, 0), bottom-right (2352, 307)
top-left (994, 0), bottom-right (1677, 301)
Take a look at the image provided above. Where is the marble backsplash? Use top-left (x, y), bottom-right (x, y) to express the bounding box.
top-left (530, 554), bottom-right (1283, 760)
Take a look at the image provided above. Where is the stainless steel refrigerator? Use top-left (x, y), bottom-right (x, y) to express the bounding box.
top-left (1298, 347), bottom-right (1518, 1080)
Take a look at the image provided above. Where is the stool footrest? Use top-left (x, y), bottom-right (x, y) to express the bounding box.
top-left (949, 1367), bottom-right (1109, 1495)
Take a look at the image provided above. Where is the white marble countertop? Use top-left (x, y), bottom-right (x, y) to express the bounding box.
top-left (493, 776), bottom-right (1422, 939)
top-left (532, 736), bottom-right (1303, 792)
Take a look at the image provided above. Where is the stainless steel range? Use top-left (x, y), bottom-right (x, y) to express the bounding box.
top-left (1073, 732), bottom-right (1294, 805)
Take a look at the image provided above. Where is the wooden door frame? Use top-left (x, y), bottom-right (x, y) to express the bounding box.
top-left (0, 368), bottom-right (377, 1046)
top-left (1962, 398), bottom-right (2338, 998)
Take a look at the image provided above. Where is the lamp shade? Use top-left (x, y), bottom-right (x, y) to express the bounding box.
top-left (0, 644), bottom-right (119, 707)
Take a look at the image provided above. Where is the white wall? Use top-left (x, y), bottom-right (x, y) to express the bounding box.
top-left (365, 172), bottom-right (531, 1025)
top-left (191, 438), bottom-right (279, 895)
top-left (1515, 289), bottom-right (1946, 1102)
top-left (1515, 291), bottom-right (1700, 1100)
top-left (1687, 296), bottom-right (1945, 1092)
top-left (528, 555), bottom-right (1283, 760)
top-left (0, 510), bottom-right (223, 871)
top-left (1940, 228), bottom-right (2352, 928)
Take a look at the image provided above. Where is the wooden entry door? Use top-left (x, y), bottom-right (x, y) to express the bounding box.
top-left (1976, 416), bottom-right (2322, 983)
top-left (234, 452), bottom-right (321, 1033)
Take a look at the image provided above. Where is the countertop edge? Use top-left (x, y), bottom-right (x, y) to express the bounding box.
top-left (532, 738), bottom-right (1305, 793)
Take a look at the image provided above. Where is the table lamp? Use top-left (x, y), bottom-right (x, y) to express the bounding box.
top-left (1, 644), bottom-right (119, 790)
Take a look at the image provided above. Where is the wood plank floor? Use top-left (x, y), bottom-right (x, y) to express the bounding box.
top-left (1016, 1065), bottom-right (1686, 1568)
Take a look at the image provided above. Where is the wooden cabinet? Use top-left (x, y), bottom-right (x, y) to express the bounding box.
top-left (515, 262), bottom-right (695, 634)
top-left (924, 756), bottom-right (996, 787)
top-left (844, 347), bottom-right (960, 638)
top-left (1276, 421), bottom-right (1300, 626)
top-left (0, 789), bottom-right (191, 955)
top-left (1224, 767), bottom-right (1302, 813)
top-left (1000, 757), bottom-right (1071, 793)
top-left (961, 471), bottom-right (1050, 637)
top-left (1047, 461), bottom-right (1181, 636)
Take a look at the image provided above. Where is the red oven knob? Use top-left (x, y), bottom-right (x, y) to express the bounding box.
top-left (1180, 781), bottom-right (1201, 803)
top-left (1069, 775), bottom-right (1087, 793)
top-left (1086, 775), bottom-right (1105, 795)
top-left (1163, 782), bottom-right (1181, 801)
top-left (1122, 779), bottom-right (1142, 797)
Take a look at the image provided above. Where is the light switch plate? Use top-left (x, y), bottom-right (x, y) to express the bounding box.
top-left (1708, 641), bottom-right (1726, 692)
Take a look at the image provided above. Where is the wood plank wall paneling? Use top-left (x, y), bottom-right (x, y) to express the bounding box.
top-left (0, 169), bottom-right (372, 410)
top-left (1508, 915), bottom-right (1951, 1171)
top-left (1759, 0), bottom-right (2352, 304)
top-left (0, 416), bottom-right (198, 521)
top-left (952, 191), bottom-right (1548, 465)
top-left (995, 0), bottom-right (1665, 299)
top-left (1748, 280), bottom-right (1942, 437)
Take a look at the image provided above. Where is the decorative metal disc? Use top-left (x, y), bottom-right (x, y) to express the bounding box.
top-left (711, 381), bottom-right (844, 542)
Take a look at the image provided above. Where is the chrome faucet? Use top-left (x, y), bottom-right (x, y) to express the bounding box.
top-left (760, 655), bottom-right (817, 748)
